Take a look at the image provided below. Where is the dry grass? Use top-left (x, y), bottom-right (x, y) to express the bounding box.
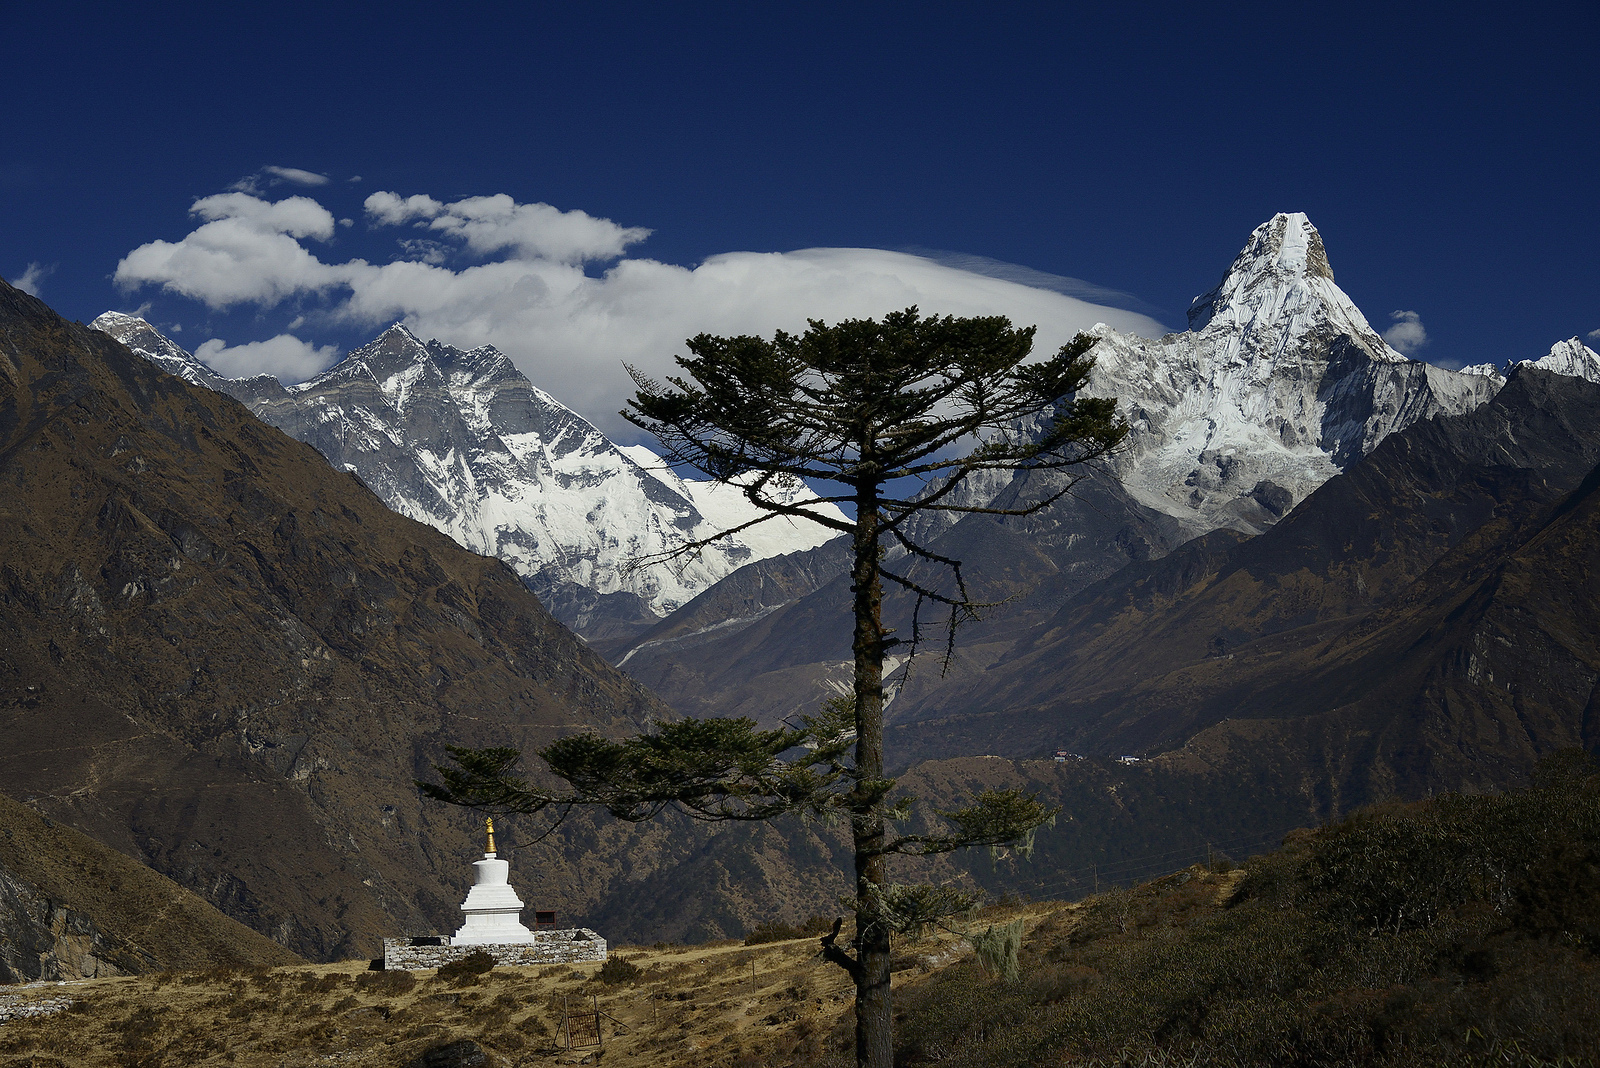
top-left (0, 907), bottom-right (1059, 1067)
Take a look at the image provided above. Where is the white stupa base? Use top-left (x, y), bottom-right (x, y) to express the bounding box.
top-left (454, 910), bottom-right (535, 945)
top-left (382, 839), bottom-right (608, 970)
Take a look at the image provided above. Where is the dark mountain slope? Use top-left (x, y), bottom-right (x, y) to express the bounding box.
top-left (616, 467), bottom-right (1194, 725)
top-left (885, 369), bottom-right (1600, 808)
top-left (0, 279), bottom-right (668, 959)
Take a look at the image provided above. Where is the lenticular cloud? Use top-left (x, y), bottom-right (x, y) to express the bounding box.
top-left (114, 189), bottom-right (1167, 437)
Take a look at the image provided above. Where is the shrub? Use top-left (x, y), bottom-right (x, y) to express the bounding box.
top-left (298, 973), bottom-right (347, 995)
top-left (598, 954), bottom-right (643, 985)
top-left (436, 950), bottom-right (495, 985)
top-left (743, 915), bottom-right (834, 945)
top-left (356, 969), bottom-right (417, 996)
top-left (884, 752), bottom-right (1600, 1068)
top-left (968, 919), bottom-right (1023, 983)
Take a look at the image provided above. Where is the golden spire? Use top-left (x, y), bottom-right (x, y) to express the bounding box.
top-left (485, 816), bottom-right (497, 855)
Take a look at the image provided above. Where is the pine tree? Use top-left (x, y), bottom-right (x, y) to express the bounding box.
top-left (422, 307), bottom-right (1125, 1068)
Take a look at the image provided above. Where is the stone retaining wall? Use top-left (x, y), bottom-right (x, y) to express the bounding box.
top-left (382, 929), bottom-right (607, 971)
top-left (0, 986), bottom-right (77, 1023)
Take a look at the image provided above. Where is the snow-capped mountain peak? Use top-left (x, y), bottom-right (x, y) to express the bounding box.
top-left (1521, 337), bottom-right (1600, 384)
top-left (1185, 212), bottom-right (1402, 363)
top-left (1188, 212), bottom-right (1334, 327)
top-left (89, 311), bottom-right (222, 388)
top-left (1084, 212), bottom-right (1499, 536)
top-left (93, 315), bottom-right (845, 637)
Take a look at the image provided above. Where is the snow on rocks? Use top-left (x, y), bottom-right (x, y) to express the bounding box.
top-left (1520, 337), bottom-right (1600, 384)
top-left (93, 318), bottom-right (845, 627)
top-left (1078, 213), bottom-right (1501, 536)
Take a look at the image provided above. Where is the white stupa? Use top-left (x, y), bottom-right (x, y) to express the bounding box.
top-left (453, 817), bottom-right (535, 945)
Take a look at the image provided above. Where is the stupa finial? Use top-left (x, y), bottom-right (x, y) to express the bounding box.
top-left (485, 816), bottom-right (497, 855)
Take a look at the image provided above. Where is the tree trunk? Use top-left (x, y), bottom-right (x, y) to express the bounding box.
top-left (850, 483), bottom-right (893, 1068)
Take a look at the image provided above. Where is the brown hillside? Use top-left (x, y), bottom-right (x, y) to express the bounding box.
top-left (0, 279), bottom-right (670, 959)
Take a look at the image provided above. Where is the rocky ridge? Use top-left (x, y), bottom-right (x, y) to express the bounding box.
top-left (609, 213), bottom-right (1516, 723)
top-left (1524, 335), bottom-right (1600, 383)
top-left (1459, 335), bottom-right (1600, 388)
top-left (90, 315), bottom-right (843, 641)
top-left (886, 366), bottom-right (1600, 772)
top-left (0, 791), bottom-right (297, 982)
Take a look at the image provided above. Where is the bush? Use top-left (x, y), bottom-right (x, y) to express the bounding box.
top-left (436, 950), bottom-right (495, 985)
top-left (598, 955), bottom-right (642, 985)
top-left (298, 973), bottom-right (347, 995)
top-left (356, 969), bottom-right (417, 996)
top-left (885, 752), bottom-right (1600, 1068)
top-left (743, 915), bottom-right (834, 945)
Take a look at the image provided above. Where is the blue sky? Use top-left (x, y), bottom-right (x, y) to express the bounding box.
top-left (6, 1), bottom-right (1595, 435)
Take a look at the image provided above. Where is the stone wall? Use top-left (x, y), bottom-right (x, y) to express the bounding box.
top-left (382, 929), bottom-right (607, 971)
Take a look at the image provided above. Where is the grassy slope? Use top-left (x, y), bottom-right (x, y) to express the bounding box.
top-left (880, 753), bottom-right (1600, 1068)
top-left (0, 933), bottom-right (900, 1067)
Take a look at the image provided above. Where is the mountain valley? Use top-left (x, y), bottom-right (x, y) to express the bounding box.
top-left (2, 210), bottom-right (1598, 977)
top-left (1, 279), bottom-right (845, 960)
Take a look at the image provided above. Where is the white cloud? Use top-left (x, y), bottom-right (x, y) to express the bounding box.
top-left (115, 193), bottom-right (344, 307)
top-left (117, 191), bottom-right (1168, 434)
top-left (10, 261), bottom-right (55, 297)
top-left (396, 238), bottom-right (452, 264)
top-left (262, 165), bottom-right (330, 187)
top-left (194, 334), bottom-right (339, 380)
top-left (905, 247), bottom-right (1164, 316)
top-left (364, 191), bottom-right (444, 226)
top-left (232, 166), bottom-right (332, 194)
top-left (365, 191), bottom-right (651, 263)
top-left (1588, 328), bottom-right (1600, 343)
top-left (328, 247), bottom-right (1167, 435)
top-left (189, 193), bottom-right (336, 238)
top-left (1383, 309), bottom-right (1429, 355)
